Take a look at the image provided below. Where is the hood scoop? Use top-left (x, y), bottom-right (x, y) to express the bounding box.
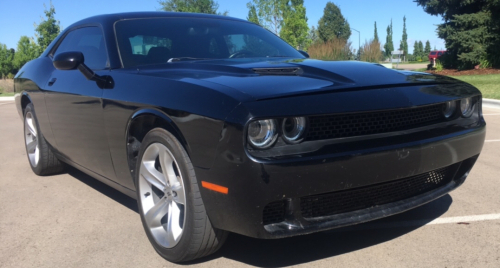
top-left (252, 67), bottom-right (303, 76)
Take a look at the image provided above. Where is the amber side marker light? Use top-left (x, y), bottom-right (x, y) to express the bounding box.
top-left (201, 181), bottom-right (229, 194)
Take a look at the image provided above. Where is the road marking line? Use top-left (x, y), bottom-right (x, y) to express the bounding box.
top-left (483, 113), bottom-right (500, 115)
top-left (336, 213), bottom-right (500, 231)
top-left (485, 140), bottom-right (500, 142)
top-left (426, 213), bottom-right (500, 225)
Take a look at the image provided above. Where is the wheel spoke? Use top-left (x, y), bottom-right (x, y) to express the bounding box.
top-left (167, 201), bottom-right (183, 242)
top-left (26, 117), bottom-right (37, 137)
top-left (140, 161), bottom-right (167, 191)
top-left (144, 197), bottom-right (169, 229)
top-left (158, 149), bottom-right (178, 186)
top-left (172, 183), bottom-right (186, 205)
top-left (26, 140), bottom-right (37, 154)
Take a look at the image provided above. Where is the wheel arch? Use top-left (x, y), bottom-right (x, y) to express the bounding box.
top-left (20, 93), bottom-right (33, 115)
top-left (125, 108), bottom-right (190, 178)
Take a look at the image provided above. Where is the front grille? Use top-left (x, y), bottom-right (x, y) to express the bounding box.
top-left (300, 164), bottom-right (458, 219)
top-left (262, 200), bottom-right (285, 225)
top-left (306, 104), bottom-right (446, 141)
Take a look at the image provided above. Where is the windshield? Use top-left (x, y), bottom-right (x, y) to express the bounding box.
top-left (115, 17), bottom-right (304, 68)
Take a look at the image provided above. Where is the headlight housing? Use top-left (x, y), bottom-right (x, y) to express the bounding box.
top-left (247, 119), bottom-right (278, 149)
top-left (442, 101), bottom-right (457, 119)
top-left (282, 117), bottom-right (307, 144)
top-left (460, 97), bottom-right (474, 117)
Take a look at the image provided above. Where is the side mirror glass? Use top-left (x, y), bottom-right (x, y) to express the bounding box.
top-left (298, 50), bottom-right (310, 58)
top-left (53, 51), bottom-right (84, 70)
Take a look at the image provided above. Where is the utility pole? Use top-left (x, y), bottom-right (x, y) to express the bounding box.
top-left (351, 28), bottom-right (360, 60)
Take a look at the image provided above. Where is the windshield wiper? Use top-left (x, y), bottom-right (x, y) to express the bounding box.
top-left (167, 57), bottom-right (211, 62)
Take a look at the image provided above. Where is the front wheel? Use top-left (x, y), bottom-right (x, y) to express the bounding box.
top-left (24, 103), bottom-right (64, 175)
top-left (135, 128), bottom-right (227, 262)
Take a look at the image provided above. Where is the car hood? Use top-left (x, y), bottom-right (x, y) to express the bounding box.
top-left (134, 58), bottom-right (459, 101)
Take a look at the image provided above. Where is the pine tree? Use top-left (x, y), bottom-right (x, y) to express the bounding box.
top-left (415, 0), bottom-right (500, 68)
top-left (424, 40), bottom-right (431, 55)
top-left (374, 21), bottom-right (378, 42)
top-left (401, 16), bottom-right (408, 58)
top-left (384, 19), bottom-right (394, 57)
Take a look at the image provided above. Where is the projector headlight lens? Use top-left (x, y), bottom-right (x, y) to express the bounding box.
top-left (281, 117), bottom-right (307, 144)
top-left (460, 98), bottom-right (474, 117)
top-left (442, 101), bottom-right (457, 119)
top-left (247, 119), bottom-right (278, 149)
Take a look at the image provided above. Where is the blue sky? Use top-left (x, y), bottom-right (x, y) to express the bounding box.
top-left (0, 0), bottom-right (445, 54)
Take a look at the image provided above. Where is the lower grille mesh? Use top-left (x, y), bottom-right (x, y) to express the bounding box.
top-left (262, 200), bottom-right (285, 225)
top-left (300, 164), bottom-right (458, 219)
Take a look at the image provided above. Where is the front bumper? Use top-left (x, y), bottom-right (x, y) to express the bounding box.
top-left (195, 123), bottom-right (485, 239)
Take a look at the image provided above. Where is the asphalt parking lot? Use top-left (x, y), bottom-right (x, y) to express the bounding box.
top-left (1, 100), bottom-right (499, 268)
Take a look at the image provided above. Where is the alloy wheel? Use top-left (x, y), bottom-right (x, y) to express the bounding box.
top-left (138, 143), bottom-right (187, 248)
top-left (24, 111), bottom-right (39, 167)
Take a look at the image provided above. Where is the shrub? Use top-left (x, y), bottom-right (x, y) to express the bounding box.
top-left (360, 39), bottom-right (382, 63)
top-left (479, 58), bottom-right (492, 69)
top-left (435, 60), bottom-right (443, 72)
top-left (308, 38), bottom-right (352, 61)
top-left (0, 86), bottom-right (4, 95)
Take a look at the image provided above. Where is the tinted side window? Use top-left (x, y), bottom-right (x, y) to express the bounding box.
top-left (55, 27), bottom-right (108, 70)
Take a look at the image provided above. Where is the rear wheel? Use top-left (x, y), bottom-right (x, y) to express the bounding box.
top-left (24, 103), bottom-right (64, 175)
top-left (135, 128), bottom-right (227, 262)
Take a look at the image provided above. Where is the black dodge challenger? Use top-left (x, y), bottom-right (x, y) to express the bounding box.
top-left (14, 12), bottom-right (485, 262)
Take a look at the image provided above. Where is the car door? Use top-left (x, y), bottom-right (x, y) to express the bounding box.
top-left (44, 26), bottom-right (116, 181)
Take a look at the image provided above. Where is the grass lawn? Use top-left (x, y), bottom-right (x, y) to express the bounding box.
top-left (0, 92), bottom-right (15, 97)
top-left (450, 74), bottom-right (500, 100)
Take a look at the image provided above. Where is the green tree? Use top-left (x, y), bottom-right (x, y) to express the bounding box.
top-left (401, 16), bottom-right (408, 58)
top-left (246, 3), bottom-right (260, 25)
top-left (249, 0), bottom-right (287, 35)
top-left (34, 2), bottom-right (61, 54)
top-left (280, 0), bottom-right (310, 49)
top-left (308, 26), bottom-right (319, 45)
top-left (374, 21), bottom-right (379, 42)
top-left (424, 40), bottom-right (431, 55)
top-left (384, 19), bottom-right (393, 57)
top-left (418, 41), bottom-right (424, 58)
top-left (415, 0), bottom-right (499, 68)
top-left (317, 2), bottom-right (351, 42)
top-left (413, 40), bottom-right (419, 58)
top-left (13, 36), bottom-right (40, 70)
top-left (0, 43), bottom-right (15, 77)
top-left (159, 0), bottom-right (228, 15)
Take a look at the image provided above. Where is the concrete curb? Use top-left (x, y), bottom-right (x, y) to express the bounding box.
top-left (0, 96), bottom-right (15, 101)
top-left (483, 98), bottom-right (500, 109)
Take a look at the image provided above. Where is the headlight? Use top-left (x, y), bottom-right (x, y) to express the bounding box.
top-left (247, 119), bottom-right (278, 149)
top-left (282, 117), bottom-right (307, 143)
top-left (460, 98), bottom-right (474, 117)
top-left (442, 101), bottom-right (456, 119)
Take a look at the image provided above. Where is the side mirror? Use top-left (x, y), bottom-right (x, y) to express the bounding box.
top-left (53, 51), bottom-right (84, 70)
top-left (52, 51), bottom-right (114, 89)
top-left (298, 50), bottom-right (310, 58)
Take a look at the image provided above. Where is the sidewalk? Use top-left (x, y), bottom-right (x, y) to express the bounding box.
top-left (0, 96), bottom-right (15, 101)
top-left (483, 98), bottom-right (500, 109)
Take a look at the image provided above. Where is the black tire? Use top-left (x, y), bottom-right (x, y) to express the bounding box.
top-left (135, 128), bottom-right (228, 263)
top-left (23, 103), bottom-right (64, 175)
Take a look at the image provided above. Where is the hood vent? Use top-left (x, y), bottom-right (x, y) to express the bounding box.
top-left (252, 67), bottom-right (303, 76)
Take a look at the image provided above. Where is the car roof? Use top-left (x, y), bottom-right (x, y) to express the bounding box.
top-left (66, 11), bottom-right (248, 29)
